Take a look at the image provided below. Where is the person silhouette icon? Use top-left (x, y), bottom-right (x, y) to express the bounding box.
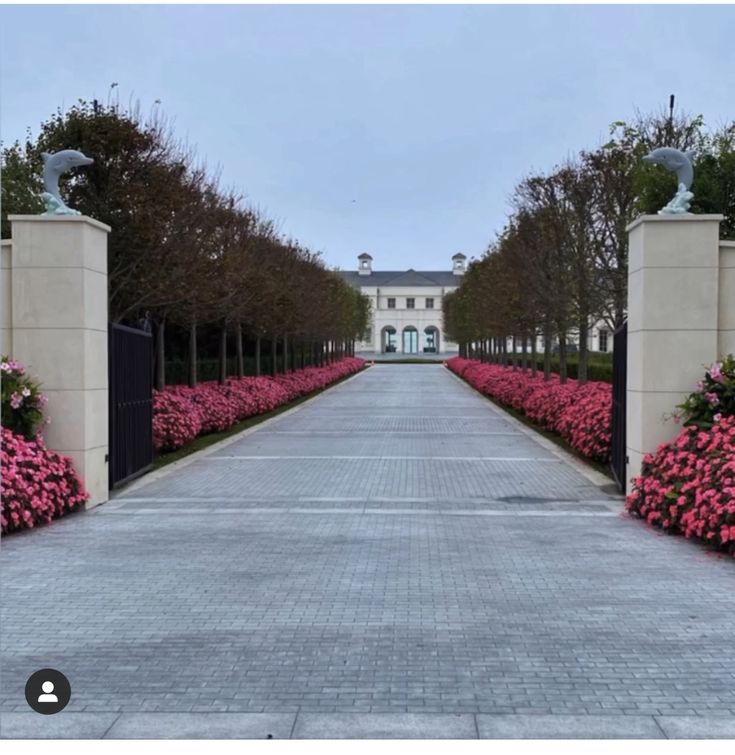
top-left (37, 681), bottom-right (58, 703)
top-left (26, 668), bottom-right (70, 714)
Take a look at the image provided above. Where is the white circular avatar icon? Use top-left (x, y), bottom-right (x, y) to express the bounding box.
top-left (38, 681), bottom-right (59, 703)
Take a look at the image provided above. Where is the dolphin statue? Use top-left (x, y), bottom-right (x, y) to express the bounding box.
top-left (643, 147), bottom-right (695, 190)
top-left (40, 149), bottom-right (93, 216)
top-left (642, 147), bottom-right (695, 215)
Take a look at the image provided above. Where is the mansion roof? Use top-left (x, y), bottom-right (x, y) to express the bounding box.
top-left (340, 268), bottom-right (461, 288)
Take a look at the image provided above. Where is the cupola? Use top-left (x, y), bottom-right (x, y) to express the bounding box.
top-left (452, 252), bottom-right (467, 275)
top-left (358, 253), bottom-right (373, 276)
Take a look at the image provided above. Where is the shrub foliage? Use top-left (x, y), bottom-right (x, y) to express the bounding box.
top-left (627, 359), bottom-right (735, 557)
top-left (153, 358), bottom-right (365, 452)
top-left (1, 356), bottom-right (48, 440)
top-left (447, 357), bottom-right (611, 462)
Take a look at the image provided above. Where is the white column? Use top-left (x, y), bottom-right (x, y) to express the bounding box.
top-left (1, 240), bottom-right (12, 355)
top-left (625, 214), bottom-right (723, 493)
top-left (719, 242), bottom-right (735, 356)
top-left (9, 215), bottom-right (111, 507)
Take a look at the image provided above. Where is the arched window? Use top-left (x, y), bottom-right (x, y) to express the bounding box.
top-left (402, 326), bottom-right (418, 354)
top-left (381, 326), bottom-right (397, 353)
top-left (423, 326), bottom-right (440, 353)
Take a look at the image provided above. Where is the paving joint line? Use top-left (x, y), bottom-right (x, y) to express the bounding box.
top-left (209, 456), bottom-right (562, 462)
top-left (289, 709), bottom-right (300, 740)
top-left (652, 715), bottom-right (670, 739)
top-left (100, 712), bottom-right (122, 739)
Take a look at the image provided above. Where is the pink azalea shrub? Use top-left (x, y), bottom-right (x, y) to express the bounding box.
top-left (1, 427), bottom-right (89, 534)
top-left (556, 382), bottom-right (614, 461)
top-left (447, 357), bottom-right (612, 462)
top-left (1, 356), bottom-right (49, 440)
top-left (153, 357), bottom-right (365, 452)
top-left (626, 415), bottom-right (735, 557)
top-left (172, 383), bottom-right (240, 434)
top-left (223, 377), bottom-right (289, 418)
top-left (674, 355), bottom-right (735, 428)
top-left (152, 390), bottom-right (204, 452)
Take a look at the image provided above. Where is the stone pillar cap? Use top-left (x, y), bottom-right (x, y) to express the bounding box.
top-left (626, 214), bottom-right (724, 233)
top-left (8, 215), bottom-right (111, 233)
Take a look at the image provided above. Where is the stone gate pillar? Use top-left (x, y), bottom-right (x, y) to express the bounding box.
top-left (9, 215), bottom-right (110, 508)
top-left (625, 214), bottom-right (723, 493)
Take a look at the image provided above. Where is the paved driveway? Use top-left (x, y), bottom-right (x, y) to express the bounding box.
top-left (2, 364), bottom-right (735, 739)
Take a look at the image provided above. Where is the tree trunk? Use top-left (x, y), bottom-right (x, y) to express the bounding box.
top-left (543, 323), bottom-right (552, 382)
top-left (188, 322), bottom-right (197, 388)
top-left (558, 332), bottom-right (568, 384)
top-left (521, 336), bottom-right (528, 374)
top-left (236, 322), bottom-right (244, 378)
top-left (578, 317), bottom-right (589, 384)
top-left (218, 323), bottom-right (227, 385)
top-left (155, 319), bottom-right (166, 391)
top-left (530, 329), bottom-right (538, 378)
top-left (271, 336), bottom-right (278, 376)
top-left (283, 333), bottom-right (289, 373)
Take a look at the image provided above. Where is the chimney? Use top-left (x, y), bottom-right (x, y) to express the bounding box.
top-left (358, 252), bottom-right (373, 276)
top-left (452, 252), bottom-right (467, 276)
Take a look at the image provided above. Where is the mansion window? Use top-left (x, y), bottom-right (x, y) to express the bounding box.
top-left (406, 298), bottom-right (415, 309)
top-left (599, 329), bottom-right (609, 352)
top-left (425, 298), bottom-right (434, 309)
top-left (387, 297), bottom-right (396, 309)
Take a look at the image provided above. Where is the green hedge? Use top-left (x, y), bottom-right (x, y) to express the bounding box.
top-left (162, 354), bottom-right (326, 385)
top-left (502, 353), bottom-right (613, 383)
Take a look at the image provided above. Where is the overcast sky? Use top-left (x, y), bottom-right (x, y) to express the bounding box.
top-left (1, 4), bottom-right (733, 272)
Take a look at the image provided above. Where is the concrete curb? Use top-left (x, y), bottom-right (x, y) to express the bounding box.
top-left (6, 711), bottom-right (735, 739)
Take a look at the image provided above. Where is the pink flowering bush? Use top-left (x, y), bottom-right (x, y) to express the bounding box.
top-left (1, 427), bottom-right (88, 534)
top-left (174, 383), bottom-right (240, 434)
top-left (1, 356), bottom-right (49, 440)
top-left (153, 357), bottom-right (365, 452)
top-left (674, 355), bottom-right (735, 428)
top-left (447, 357), bottom-right (612, 462)
top-left (627, 358), bottom-right (735, 556)
top-left (152, 390), bottom-right (204, 452)
top-left (556, 382), bottom-right (613, 461)
top-left (626, 416), bottom-right (735, 557)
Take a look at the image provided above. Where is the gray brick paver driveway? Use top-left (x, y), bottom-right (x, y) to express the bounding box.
top-left (2, 364), bottom-right (735, 739)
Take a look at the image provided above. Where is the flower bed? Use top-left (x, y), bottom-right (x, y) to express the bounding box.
top-left (447, 357), bottom-right (612, 462)
top-left (153, 357), bottom-right (365, 453)
top-left (1, 357), bottom-right (90, 534)
top-left (625, 417), bottom-right (735, 556)
top-left (1, 427), bottom-right (89, 534)
top-left (626, 358), bottom-right (735, 556)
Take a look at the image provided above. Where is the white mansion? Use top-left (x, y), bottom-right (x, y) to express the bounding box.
top-left (340, 251), bottom-right (616, 356)
top-left (339, 253), bottom-right (466, 355)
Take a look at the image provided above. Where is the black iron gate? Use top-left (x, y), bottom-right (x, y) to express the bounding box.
top-left (610, 320), bottom-right (628, 492)
top-left (109, 323), bottom-right (154, 489)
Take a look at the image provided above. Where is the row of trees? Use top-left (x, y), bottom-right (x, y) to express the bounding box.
top-left (1, 97), bottom-right (371, 388)
top-left (444, 110), bottom-right (735, 383)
